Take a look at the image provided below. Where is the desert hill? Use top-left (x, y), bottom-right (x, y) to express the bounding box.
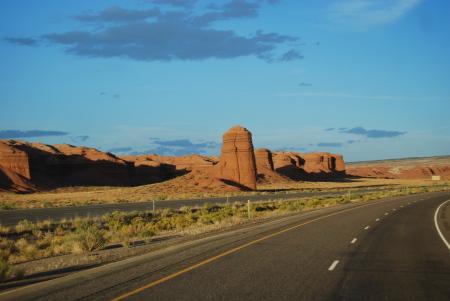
top-left (346, 156), bottom-right (450, 179)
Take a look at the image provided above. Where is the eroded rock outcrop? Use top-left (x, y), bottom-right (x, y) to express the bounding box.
top-left (255, 148), bottom-right (274, 170)
top-left (0, 140), bottom-right (131, 188)
top-left (0, 140), bottom-right (31, 179)
top-left (119, 154), bottom-right (217, 185)
top-left (213, 125), bottom-right (257, 190)
top-left (271, 151), bottom-right (346, 180)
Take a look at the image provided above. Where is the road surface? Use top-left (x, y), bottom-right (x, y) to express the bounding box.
top-left (1, 190), bottom-right (449, 300)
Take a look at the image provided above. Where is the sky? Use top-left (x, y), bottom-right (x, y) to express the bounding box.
top-left (1, 0), bottom-right (449, 163)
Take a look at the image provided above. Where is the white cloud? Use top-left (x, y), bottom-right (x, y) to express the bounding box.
top-left (328, 0), bottom-right (424, 29)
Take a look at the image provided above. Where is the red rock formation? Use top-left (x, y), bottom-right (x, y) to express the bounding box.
top-left (213, 125), bottom-right (257, 190)
top-left (0, 140), bottom-right (30, 179)
top-left (0, 134), bottom-right (349, 193)
top-left (302, 152), bottom-right (345, 174)
top-left (0, 165), bottom-right (40, 193)
top-left (255, 148), bottom-right (274, 170)
top-left (0, 140), bottom-right (131, 188)
top-left (271, 151), bottom-right (346, 180)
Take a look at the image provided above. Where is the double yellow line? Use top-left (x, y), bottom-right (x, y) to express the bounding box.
top-left (112, 198), bottom-right (391, 300)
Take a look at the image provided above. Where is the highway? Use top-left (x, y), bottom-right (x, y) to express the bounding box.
top-left (0, 189), bottom-right (383, 226)
top-left (1, 190), bottom-right (449, 300)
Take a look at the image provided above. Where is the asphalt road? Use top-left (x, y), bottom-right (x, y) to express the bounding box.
top-left (0, 189), bottom-right (385, 226)
top-left (2, 190), bottom-right (449, 300)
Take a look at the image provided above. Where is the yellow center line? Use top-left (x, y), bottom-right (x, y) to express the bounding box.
top-left (111, 198), bottom-right (393, 301)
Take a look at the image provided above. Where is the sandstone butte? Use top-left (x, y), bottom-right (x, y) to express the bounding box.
top-left (212, 125), bottom-right (258, 190)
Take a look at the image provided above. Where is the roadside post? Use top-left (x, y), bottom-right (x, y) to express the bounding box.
top-left (248, 200), bottom-right (251, 220)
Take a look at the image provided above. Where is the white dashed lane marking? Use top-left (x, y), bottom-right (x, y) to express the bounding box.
top-left (351, 238), bottom-right (357, 244)
top-left (328, 260), bottom-right (339, 271)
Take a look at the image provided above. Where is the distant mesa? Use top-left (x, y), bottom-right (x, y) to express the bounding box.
top-left (1, 125), bottom-right (353, 193)
top-left (346, 157), bottom-right (450, 180)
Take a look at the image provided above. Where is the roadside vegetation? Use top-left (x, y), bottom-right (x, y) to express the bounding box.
top-left (0, 184), bottom-right (449, 283)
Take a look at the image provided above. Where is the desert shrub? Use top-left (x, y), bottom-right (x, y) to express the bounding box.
top-left (36, 219), bottom-right (56, 231)
top-left (154, 219), bottom-right (173, 231)
top-left (70, 224), bottom-right (108, 253)
top-left (138, 227), bottom-right (155, 240)
top-left (42, 201), bottom-right (53, 208)
top-left (160, 208), bottom-right (174, 218)
top-left (103, 211), bottom-right (125, 223)
top-left (180, 206), bottom-right (192, 214)
top-left (155, 194), bottom-right (167, 201)
top-left (0, 202), bottom-right (16, 210)
top-left (15, 220), bottom-right (37, 234)
top-left (116, 198), bottom-right (128, 203)
top-left (12, 238), bottom-right (40, 262)
top-left (131, 217), bottom-right (144, 225)
top-left (0, 259), bottom-right (12, 283)
top-left (107, 220), bottom-right (125, 231)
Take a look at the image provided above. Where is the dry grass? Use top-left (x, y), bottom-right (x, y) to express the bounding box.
top-left (0, 177), bottom-right (448, 210)
top-left (258, 178), bottom-right (446, 191)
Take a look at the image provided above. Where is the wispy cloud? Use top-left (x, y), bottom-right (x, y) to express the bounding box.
top-left (410, 125), bottom-right (450, 134)
top-left (72, 6), bottom-right (160, 22)
top-left (340, 127), bottom-right (406, 138)
top-left (153, 139), bottom-right (219, 148)
top-left (107, 147), bottom-right (134, 153)
top-left (3, 37), bottom-right (39, 46)
top-left (0, 130), bottom-right (69, 139)
top-left (317, 142), bottom-right (343, 147)
top-left (276, 147), bottom-right (307, 151)
top-left (71, 135), bottom-right (90, 142)
top-left (328, 0), bottom-right (424, 29)
top-left (152, 0), bottom-right (197, 8)
top-left (116, 138), bottom-right (221, 156)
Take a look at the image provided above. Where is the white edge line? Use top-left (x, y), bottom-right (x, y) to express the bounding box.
top-left (328, 260), bottom-right (339, 270)
top-left (434, 199), bottom-right (450, 252)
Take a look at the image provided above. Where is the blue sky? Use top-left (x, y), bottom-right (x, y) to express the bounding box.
top-left (1, 0), bottom-right (449, 162)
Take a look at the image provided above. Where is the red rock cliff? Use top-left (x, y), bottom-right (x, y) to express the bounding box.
top-left (0, 140), bottom-right (30, 179)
